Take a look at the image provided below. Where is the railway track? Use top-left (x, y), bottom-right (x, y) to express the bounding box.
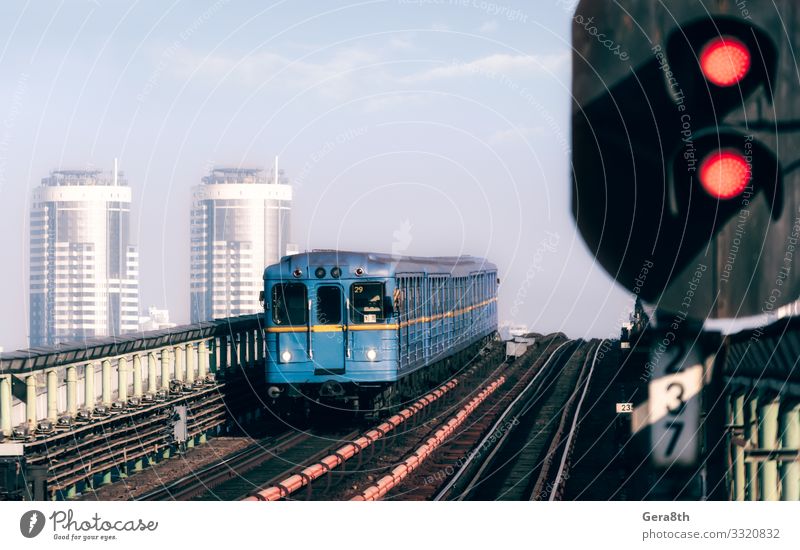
top-left (139, 340), bottom-right (508, 501)
top-left (535, 340), bottom-right (606, 501)
top-left (193, 425), bottom-right (377, 501)
top-left (534, 341), bottom-right (603, 501)
top-left (560, 340), bottom-right (632, 500)
top-left (339, 337), bottom-right (602, 501)
top-left (121, 335), bottom-right (602, 502)
top-left (432, 339), bottom-right (602, 501)
top-left (41, 387), bottom-right (230, 498)
top-left (137, 429), bottom-right (340, 501)
top-left (245, 340), bottom-right (513, 501)
top-left (346, 336), bottom-right (570, 500)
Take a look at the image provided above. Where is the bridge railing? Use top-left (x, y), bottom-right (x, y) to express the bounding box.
top-left (0, 314), bottom-right (266, 436)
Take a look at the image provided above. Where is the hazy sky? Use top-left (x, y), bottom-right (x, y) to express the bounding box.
top-left (0, 0), bottom-right (634, 351)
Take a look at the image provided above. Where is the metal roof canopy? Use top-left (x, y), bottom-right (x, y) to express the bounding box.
top-left (0, 314), bottom-right (264, 374)
top-left (724, 316), bottom-right (800, 388)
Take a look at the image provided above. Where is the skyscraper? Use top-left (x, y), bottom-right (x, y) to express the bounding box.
top-left (190, 166), bottom-right (292, 322)
top-left (29, 165), bottom-right (139, 346)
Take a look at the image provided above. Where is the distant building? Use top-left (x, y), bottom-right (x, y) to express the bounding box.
top-left (139, 306), bottom-right (176, 332)
top-left (29, 164), bottom-right (139, 346)
top-left (190, 165), bottom-right (293, 322)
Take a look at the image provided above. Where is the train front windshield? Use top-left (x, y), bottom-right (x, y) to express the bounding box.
top-left (272, 283), bottom-right (307, 325)
top-left (350, 282), bottom-right (385, 323)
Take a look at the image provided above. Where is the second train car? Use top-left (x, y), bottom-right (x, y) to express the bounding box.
top-left (263, 250), bottom-right (498, 412)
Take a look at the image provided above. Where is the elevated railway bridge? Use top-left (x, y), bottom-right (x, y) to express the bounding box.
top-left (0, 314), bottom-right (798, 501)
top-left (0, 315), bottom-right (265, 499)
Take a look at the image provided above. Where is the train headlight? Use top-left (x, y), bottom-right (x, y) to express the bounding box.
top-left (366, 349), bottom-right (377, 361)
top-left (281, 350), bottom-right (292, 363)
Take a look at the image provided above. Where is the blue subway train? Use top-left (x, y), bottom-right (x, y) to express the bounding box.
top-left (263, 250), bottom-right (498, 411)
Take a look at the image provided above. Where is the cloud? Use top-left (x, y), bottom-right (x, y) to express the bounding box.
top-left (389, 37), bottom-right (416, 51)
top-left (164, 45), bottom-right (569, 106)
top-left (488, 126), bottom-right (546, 145)
top-left (405, 53), bottom-right (569, 82)
top-left (169, 46), bottom-right (384, 100)
top-left (479, 20), bottom-right (498, 34)
top-left (362, 93), bottom-right (429, 113)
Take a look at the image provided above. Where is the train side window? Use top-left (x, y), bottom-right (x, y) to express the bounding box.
top-left (272, 283), bottom-right (307, 325)
top-left (405, 280), bottom-right (412, 320)
top-left (429, 278), bottom-right (434, 317)
top-left (446, 278), bottom-right (452, 313)
top-left (406, 279), bottom-right (411, 318)
top-left (470, 277), bottom-right (475, 316)
top-left (410, 278), bottom-right (417, 320)
top-left (316, 286), bottom-right (342, 325)
top-left (393, 284), bottom-right (405, 316)
top-left (409, 278), bottom-right (416, 320)
top-left (350, 282), bottom-right (385, 323)
top-left (450, 278), bottom-right (455, 312)
top-left (407, 278), bottom-right (413, 319)
top-left (419, 278), bottom-right (424, 319)
top-left (397, 278), bottom-right (408, 320)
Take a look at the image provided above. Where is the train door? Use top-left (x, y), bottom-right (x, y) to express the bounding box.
top-left (312, 285), bottom-right (345, 375)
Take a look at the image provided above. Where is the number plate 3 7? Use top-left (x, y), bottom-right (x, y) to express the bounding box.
top-left (648, 342), bottom-right (704, 467)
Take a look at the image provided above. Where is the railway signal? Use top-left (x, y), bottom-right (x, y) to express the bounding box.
top-left (571, 1), bottom-right (799, 321)
top-left (572, 1), bottom-right (800, 494)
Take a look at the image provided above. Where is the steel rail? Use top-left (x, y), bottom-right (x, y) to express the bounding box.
top-left (137, 430), bottom-right (307, 500)
top-left (548, 339), bottom-right (606, 500)
top-left (433, 339), bottom-right (577, 500)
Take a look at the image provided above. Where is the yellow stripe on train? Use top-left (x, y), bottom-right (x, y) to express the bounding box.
top-left (265, 297), bottom-right (496, 333)
top-left (266, 324), bottom-right (399, 333)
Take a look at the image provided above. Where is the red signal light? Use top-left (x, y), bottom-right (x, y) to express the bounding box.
top-left (700, 36), bottom-right (751, 87)
top-left (698, 151), bottom-right (751, 199)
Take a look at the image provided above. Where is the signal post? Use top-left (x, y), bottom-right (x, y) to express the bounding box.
top-left (571, 0), bottom-right (800, 499)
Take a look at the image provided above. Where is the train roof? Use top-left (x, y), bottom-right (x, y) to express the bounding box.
top-left (263, 250), bottom-right (497, 279)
